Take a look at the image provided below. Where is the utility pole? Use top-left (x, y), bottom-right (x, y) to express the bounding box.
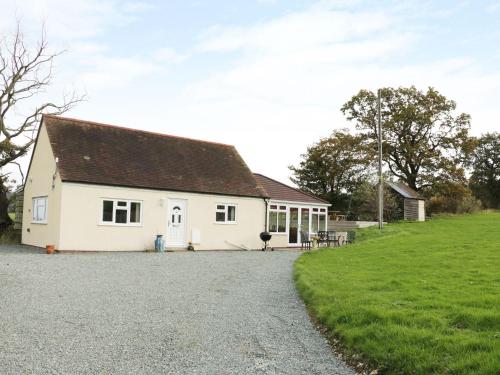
top-left (377, 89), bottom-right (384, 230)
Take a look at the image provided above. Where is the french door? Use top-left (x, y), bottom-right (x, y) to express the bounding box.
top-left (288, 207), bottom-right (299, 244)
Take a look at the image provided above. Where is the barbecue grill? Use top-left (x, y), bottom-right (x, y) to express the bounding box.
top-left (260, 231), bottom-right (273, 251)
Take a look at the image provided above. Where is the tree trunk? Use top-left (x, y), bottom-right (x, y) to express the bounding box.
top-left (406, 175), bottom-right (418, 191)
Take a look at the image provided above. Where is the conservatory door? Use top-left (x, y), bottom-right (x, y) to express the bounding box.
top-left (288, 207), bottom-right (299, 245)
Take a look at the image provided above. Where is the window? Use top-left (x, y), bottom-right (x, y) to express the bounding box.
top-left (171, 206), bottom-right (182, 224)
top-left (215, 204), bottom-right (236, 223)
top-left (269, 205), bottom-right (286, 233)
top-left (301, 208), bottom-right (309, 235)
top-left (312, 214), bottom-right (318, 233)
top-left (101, 199), bottom-right (142, 225)
top-left (311, 208), bottom-right (327, 234)
top-left (32, 196), bottom-right (48, 223)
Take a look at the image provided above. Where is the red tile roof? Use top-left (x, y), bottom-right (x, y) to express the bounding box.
top-left (254, 174), bottom-right (329, 205)
top-left (43, 115), bottom-right (267, 198)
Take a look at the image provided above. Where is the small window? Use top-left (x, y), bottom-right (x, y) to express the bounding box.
top-left (130, 202), bottom-right (141, 223)
top-left (171, 206), bottom-right (182, 224)
top-left (115, 208), bottom-right (127, 224)
top-left (277, 211), bottom-right (286, 232)
top-left (102, 200), bottom-right (113, 222)
top-left (269, 204), bottom-right (286, 233)
top-left (32, 196), bottom-right (48, 223)
top-left (227, 205), bottom-right (236, 221)
top-left (311, 211), bottom-right (327, 234)
top-left (215, 204), bottom-right (236, 223)
top-left (269, 211), bottom-right (278, 232)
top-left (100, 199), bottom-right (142, 225)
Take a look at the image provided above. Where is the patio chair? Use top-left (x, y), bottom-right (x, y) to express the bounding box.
top-left (300, 231), bottom-right (312, 251)
top-left (317, 231), bottom-right (330, 247)
top-left (345, 231), bottom-right (356, 245)
top-left (328, 231), bottom-right (340, 247)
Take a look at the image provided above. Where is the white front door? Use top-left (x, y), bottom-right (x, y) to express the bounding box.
top-left (167, 199), bottom-right (187, 247)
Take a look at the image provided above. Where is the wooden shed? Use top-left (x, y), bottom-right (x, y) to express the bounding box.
top-left (387, 181), bottom-right (425, 221)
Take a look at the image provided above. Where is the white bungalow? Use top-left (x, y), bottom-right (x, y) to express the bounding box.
top-left (22, 115), bottom-right (330, 252)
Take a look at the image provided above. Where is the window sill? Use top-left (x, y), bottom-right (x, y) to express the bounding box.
top-left (98, 222), bottom-right (143, 227)
top-left (269, 232), bottom-right (286, 235)
top-left (31, 221), bottom-right (48, 225)
top-left (214, 221), bottom-right (237, 225)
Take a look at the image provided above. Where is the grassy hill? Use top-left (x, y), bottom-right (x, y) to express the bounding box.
top-left (294, 212), bottom-right (500, 374)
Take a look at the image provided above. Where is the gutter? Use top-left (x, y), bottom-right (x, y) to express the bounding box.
top-left (264, 198), bottom-right (270, 232)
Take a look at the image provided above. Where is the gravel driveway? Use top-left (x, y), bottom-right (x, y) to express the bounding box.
top-left (0, 247), bottom-right (354, 375)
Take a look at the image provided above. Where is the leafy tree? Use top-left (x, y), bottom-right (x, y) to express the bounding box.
top-left (341, 86), bottom-right (475, 192)
top-left (469, 133), bottom-right (500, 208)
top-left (350, 179), bottom-right (402, 221)
top-left (289, 129), bottom-right (374, 212)
top-left (426, 181), bottom-right (482, 214)
top-left (0, 25), bottom-right (82, 230)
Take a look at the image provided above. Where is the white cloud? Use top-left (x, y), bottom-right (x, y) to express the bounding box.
top-left (0, 0), bottom-right (155, 40)
top-left (0, 0), bottom-right (182, 95)
top-left (152, 47), bottom-right (189, 64)
top-left (77, 55), bottom-right (162, 90)
top-left (172, 4), bottom-right (500, 184)
top-left (2, 0), bottom-right (499, 188)
top-left (121, 1), bottom-right (156, 13)
top-left (0, 0), bottom-right (163, 182)
top-left (197, 9), bottom-right (391, 53)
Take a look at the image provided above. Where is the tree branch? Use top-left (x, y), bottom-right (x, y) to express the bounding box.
top-left (0, 21), bottom-right (84, 183)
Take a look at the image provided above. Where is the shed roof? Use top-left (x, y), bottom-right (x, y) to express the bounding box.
top-left (42, 115), bottom-right (267, 198)
top-left (386, 181), bottom-right (424, 200)
top-left (254, 173), bottom-right (329, 205)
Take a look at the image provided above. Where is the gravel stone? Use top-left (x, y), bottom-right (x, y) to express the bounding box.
top-left (0, 247), bottom-right (354, 374)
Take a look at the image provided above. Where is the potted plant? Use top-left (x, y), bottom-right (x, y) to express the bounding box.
top-left (187, 242), bottom-right (195, 251)
top-left (311, 235), bottom-right (319, 249)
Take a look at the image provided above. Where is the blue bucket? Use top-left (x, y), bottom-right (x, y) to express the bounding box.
top-left (155, 235), bottom-right (165, 252)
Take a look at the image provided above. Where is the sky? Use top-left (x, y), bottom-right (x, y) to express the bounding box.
top-left (1, 0), bottom-right (499, 186)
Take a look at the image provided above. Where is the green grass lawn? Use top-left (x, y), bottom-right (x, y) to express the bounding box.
top-left (294, 212), bottom-right (500, 375)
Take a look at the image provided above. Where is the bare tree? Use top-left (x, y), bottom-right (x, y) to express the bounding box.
top-left (0, 23), bottom-right (83, 230)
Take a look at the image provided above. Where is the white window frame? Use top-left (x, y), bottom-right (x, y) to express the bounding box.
top-left (32, 196), bottom-right (48, 224)
top-left (268, 204), bottom-right (287, 233)
top-left (311, 208), bottom-right (328, 234)
top-left (215, 203), bottom-right (237, 224)
top-left (99, 198), bottom-right (143, 226)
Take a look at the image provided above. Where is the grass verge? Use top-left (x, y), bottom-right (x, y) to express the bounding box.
top-left (294, 212), bottom-right (500, 375)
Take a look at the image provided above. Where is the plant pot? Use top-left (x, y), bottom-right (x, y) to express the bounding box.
top-left (46, 245), bottom-right (55, 254)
